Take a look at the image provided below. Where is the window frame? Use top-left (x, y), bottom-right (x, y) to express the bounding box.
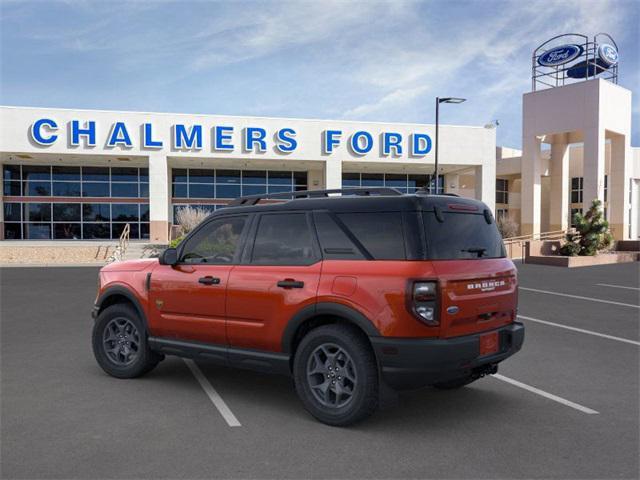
top-left (176, 213), bottom-right (251, 266)
top-left (243, 211), bottom-right (322, 266)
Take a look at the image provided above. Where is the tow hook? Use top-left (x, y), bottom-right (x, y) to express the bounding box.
top-left (471, 363), bottom-right (498, 380)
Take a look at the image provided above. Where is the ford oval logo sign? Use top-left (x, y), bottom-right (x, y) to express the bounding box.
top-left (538, 44), bottom-right (583, 67)
top-left (598, 44), bottom-right (618, 66)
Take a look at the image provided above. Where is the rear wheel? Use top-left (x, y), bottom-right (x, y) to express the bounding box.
top-left (293, 324), bottom-right (378, 426)
top-left (92, 304), bottom-right (162, 378)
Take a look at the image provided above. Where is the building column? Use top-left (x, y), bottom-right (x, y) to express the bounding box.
top-left (474, 164), bottom-right (495, 213)
top-left (521, 135), bottom-right (543, 236)
top-left (324, 159), bottom-right (342, 190)
top-left (549, 134), bottom-right (570, 232)
top-left (307, 169), bottom-right (324, 191)
top-left (582, 126), bottom-right (605, 211)
top-left (149, 153), bottom-right (170, 243)
top-left (0, 173), bottom-right (4, 240)
top-left (609, 134), bottom-right (631, 240)
top-left (445, 173), bottom-right (459, 195)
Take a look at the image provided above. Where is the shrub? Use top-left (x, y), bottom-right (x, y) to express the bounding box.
top-left (175, 206), bottom-right (209, 236)
top-left (559, 199), bottom-right (613, 256)
top-left (169, 236), bottom-right (185, 248)
top-left (497, 215), bottom-right (519, 239)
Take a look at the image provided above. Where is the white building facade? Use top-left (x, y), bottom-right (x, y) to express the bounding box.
top-left (0, 106), bottom-right (496, 243)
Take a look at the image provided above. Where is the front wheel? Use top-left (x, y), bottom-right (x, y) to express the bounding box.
top-left (293, 324), bottom-right (379, 426)
top-left (92, 303), bottom-right (162, 378)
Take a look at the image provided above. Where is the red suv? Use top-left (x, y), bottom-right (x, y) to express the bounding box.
top-left (92, 188), bottom-right (524, 426)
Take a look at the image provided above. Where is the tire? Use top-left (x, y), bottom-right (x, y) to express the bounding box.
top-left (92, 303), bottom-right (162, 379)
top-left (433, 376), bottom-right (477, 390)
top-left (293, 324), bottom-right (379, 426)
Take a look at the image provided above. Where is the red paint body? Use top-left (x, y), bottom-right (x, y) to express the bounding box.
top-left (99, 256), bottom-right (517, 351)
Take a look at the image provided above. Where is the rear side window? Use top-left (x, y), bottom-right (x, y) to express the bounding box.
top-left (251, 213), bottom-right (317, 265)
top-left (423, 212), bottom-right (505, 259)
top-left (313, 212), bottom-right (365, 260)
top-left (336, 212), bottom-right (406, 260)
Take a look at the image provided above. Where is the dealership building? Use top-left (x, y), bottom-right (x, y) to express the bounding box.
top-left (0, 107), bottom-right (496, 243)
top-left (0, 34), bottom-right (638, 244)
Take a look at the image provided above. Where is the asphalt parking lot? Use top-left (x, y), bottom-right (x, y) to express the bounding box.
top-left (1, 262), bottom-right (638, 479)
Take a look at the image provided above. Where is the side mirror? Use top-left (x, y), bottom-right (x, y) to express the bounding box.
top-left (159, 247), bottom-right (178, 266)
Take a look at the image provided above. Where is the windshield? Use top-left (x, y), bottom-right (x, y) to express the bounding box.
top-left (423, 211), bottom-right (506, 260)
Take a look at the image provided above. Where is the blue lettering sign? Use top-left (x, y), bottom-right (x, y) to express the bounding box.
top-left (143, 123), bottom-right (163, 148)
top-left (323, 130), bottom-right (342, 154)
top-left (173, 124), bottom-right (202, 150)
top-left (71, 120), bottom-right (96, 147)
top-left (275, 128), bottom-right (297, 153)
top-left (107, 122), bottom-right (132, 148)
top-left (411, 133), bottom-right (432, 156)
top-left (30, 118), bottom-right (58, 145)
top-left (244, 127), bottom-right (267, 152)
top-left (350, 131), bottom-right (373, 155)
top-left (214, 126), bottom-right (234, 151)
top-left (383, 132), bottom-right (403, 156)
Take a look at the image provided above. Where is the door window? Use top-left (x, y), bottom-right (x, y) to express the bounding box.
top-left (180, 216), bottom-right (247, 264)
top-left (251, 213), bottom-right (316, 265)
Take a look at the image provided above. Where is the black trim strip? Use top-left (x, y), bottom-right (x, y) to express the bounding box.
top-left (148, 337), bottom-right (291, 375)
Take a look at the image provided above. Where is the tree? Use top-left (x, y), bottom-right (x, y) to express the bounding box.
top-left (497, 215), bottom-right (519, 239)
top-left (560, 199), bottom-right (613, 256)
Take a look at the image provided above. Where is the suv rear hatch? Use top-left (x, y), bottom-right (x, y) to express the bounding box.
top-left (422, 207), bottom-right (517, 338)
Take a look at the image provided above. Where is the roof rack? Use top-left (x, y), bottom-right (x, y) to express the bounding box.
top-left (228, 187), bottom-right (403, 207)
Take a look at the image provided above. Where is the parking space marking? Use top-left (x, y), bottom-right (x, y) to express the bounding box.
top-left (183, 359), bottom-right (242, 427)
top-left (520, 287), bottom-right (639, 309)
top-left (596, 283), bottom-right (640, 291)
top-left (518, 315), bottom-right (640, 346)
top-left (492, 374), bottom-right (599, 414)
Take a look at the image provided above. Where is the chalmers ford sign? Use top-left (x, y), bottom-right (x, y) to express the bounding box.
top-left (29, 118), bottom-right (434, 157)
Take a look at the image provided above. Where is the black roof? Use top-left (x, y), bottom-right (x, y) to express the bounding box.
top-left (215, 188), bottom-right (489, 216)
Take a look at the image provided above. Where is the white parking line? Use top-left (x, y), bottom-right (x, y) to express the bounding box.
top-left (596, 283), bottom-right (640, 291)
top-left (492, 374), bottom-right (599, 415)
top-left (519, 287), bottom-right (640, 309)
top-left (518, 315), bottom-right (640, 346)
top-left (184, 359), bottom-right (242, 427)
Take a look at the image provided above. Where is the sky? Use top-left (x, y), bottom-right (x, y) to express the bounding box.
top-left (1, 0), bottom-right (638, 148)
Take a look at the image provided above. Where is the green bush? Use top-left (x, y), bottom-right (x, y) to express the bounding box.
top-left (560, 199), bottom-right (613, 256)
top-left (169, 236), bottom-right (185, 248)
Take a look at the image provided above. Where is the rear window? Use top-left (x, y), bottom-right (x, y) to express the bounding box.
top-left (423, 212), bottom-right (505, 260)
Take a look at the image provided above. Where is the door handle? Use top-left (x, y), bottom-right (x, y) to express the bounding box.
top-left (198, 276), bottom-right (221, 285)
top-left (277, 279), bottom-right (305, 289)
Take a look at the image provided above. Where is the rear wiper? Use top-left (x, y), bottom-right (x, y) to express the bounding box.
top-left (461, 247), bottom-right (487, 258)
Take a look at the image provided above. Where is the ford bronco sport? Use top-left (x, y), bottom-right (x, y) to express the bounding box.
top-left (92, 188), bottom-right (524, 426)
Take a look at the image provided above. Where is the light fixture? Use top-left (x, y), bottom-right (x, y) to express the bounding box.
top-left (438, 97), bottom-right (466, 104)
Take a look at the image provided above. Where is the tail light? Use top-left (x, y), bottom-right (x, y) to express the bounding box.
top-left (410, 281), bottom-right (439, 326)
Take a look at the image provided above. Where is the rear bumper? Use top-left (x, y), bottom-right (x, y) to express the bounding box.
top-left (370, 322), bottom-right (525, 390)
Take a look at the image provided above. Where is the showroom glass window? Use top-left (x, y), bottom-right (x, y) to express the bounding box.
top-left (171, 168), bottom-right (308, 222)
top-left (2, 164), bottom-right (149, 240)
top-left (342, 172), bottom-right (444, 194)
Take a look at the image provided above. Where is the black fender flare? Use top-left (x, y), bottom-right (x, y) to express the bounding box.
top-left (281, 302), bottom-right (380, 354)
top-left (95, 285), bottom-right (148, 330)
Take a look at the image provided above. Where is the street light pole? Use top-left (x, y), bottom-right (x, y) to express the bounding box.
top-left (434, 97), bottom-right (440, 194)
top-left (433, 96), bottom-right (466, 194)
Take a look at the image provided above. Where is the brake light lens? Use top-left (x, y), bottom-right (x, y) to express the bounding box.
top-left (411, 281), bottom-right (439, 326)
